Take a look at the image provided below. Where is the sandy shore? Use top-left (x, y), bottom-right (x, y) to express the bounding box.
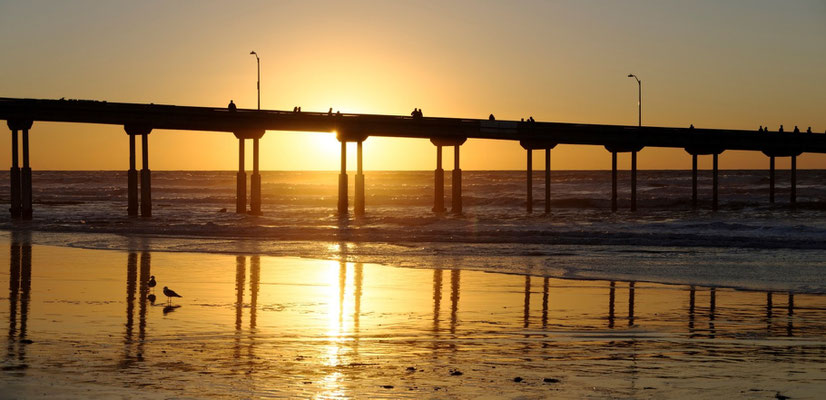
top-left (2, 233), bottom-right (826, 398)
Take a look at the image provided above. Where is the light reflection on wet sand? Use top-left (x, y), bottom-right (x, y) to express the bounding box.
top-left (2, 235), bottom-right (826, 398)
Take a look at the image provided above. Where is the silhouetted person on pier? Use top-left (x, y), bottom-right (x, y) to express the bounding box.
top-left (228, 100), bottom-right (236, 112)
top-left (759, 125), bottom-right (763, 132)
top-left (689, 124), bottom-right (694, 129)
top-left (807, 127), bottom-right (812, 134)
top-left (779, 125), bottom-right (784, 133)
top-left (328, 107), bottom-right (333, 116)
top-left (411, 108), bottom-right (423, 119)
top-left (529, 116), bottom-right (535, 123)
top-left (794, 126), bottom-right (800, 133)
top-left (489, 114), bottom-right (495, 121)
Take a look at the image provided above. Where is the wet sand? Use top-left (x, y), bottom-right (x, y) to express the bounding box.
top-left (2, 233), bottom-right (826, 398)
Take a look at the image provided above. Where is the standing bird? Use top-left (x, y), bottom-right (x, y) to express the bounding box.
top-left (148, 276), bottom-right (157, 294)
top-left (163, 286), bottom-right (182, 304)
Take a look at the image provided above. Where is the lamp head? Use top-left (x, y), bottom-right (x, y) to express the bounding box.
top-left (627, 74), bottom-right (634, 77)
top-left (250, 51), bottom-right (257, 55)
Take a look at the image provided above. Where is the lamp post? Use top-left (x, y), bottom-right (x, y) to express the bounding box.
top-left (627, 74), bottom-right (641, 126)
top-left (250, 51), bottom-right (260, 110)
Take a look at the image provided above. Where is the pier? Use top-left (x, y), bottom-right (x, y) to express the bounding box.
top-left (1, 97), bottom-right (821, 220)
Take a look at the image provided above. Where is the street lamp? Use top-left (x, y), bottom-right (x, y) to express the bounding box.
top-left (250, 51), bottom-right (260, 110)
top-left (627, 74), bottom-right (641, 126)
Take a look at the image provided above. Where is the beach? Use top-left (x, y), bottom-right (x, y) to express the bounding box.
top-left (3, 231), bottom-right (826, 398)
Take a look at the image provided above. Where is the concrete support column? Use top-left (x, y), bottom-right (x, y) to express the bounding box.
top-left (236, 138), bottom-right (246, 214)
top-left (451, 145), bottom-right (462, 214)
top-left (692, 154), bottom-right (698, 209)
top-left (127, 134), bottom-right (138, 216)
top-left (355, 140), bottom-right (365, 216)
top-left (338, 141), bottom-right (348, 214)
top-left (140, 133), bottom-right (151, 217)
top-left (9, 128), bottom-right (20, 219)
top-left (712, 153), bottom-right (719, 212)
top-left (21, 129), bottom-right (32, 220)
top-left (433, 145), bottom-right (445, 213)
top-left (630, 151), bottom-right (637, 212)
top-left (791, 155), bottom-right (797, 207)
top-left (250, 138), bottom-right (261, 215)
top-left (526, 149), bottom-right (532, 213)
top-left (611, 152), bottom-right (618, 212)
top-left (544, 148), bottom-right (551, 214)
top-left (769, 156), bottom-right (775, 204)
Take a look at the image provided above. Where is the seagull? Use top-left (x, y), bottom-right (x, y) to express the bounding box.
top-left (148, 276), bottom-right (157, 293)
top-left (163, 286), bottom-right (182, 304)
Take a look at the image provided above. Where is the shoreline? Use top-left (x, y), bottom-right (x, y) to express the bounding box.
top-left (5, 228), bottom-right (826, 295)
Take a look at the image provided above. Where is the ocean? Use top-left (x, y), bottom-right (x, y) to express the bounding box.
top-left (2, 169), bottom-right (826, 293)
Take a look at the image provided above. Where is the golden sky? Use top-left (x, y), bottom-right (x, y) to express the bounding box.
top-left (1, 1), bottom-right (825, 171)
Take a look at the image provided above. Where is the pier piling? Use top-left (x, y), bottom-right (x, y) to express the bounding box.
top-left (769, 156), bottom-right (775, 204)
top-left (433, 145), bottom-right (445, 213)
top-left (140, 132), bottom-right (151, 217)
top-left (9, 126), bottom-right (20, 219)
top-left (452, 144), bottom-right (462, 214)
top-left (791, 155), bottom-right (797, 207)
top-left (355, 140), bottom-right (365, 216)
top-left (21, 127), bottom-right (32, 219)
top-left (338, 141), bottom-right (348, 215)
top-left (127, 133), bottom-right (138, 216)
top-left (526, 149), bottom-right (532, 213)
top-left (630, 151), bottom-right (637, 212)
top-left (712, 153), bottom-right (719, 211)
top-left (611, 152), bottom-right (618, 212)
top-left (691, 154), bottom-right (698, 208)
top-left (236, 137), bottom-right (246, 214)
top-left (250, 137), bottom-right (261, 215)
top-left (544, 148), bottom-right (551, 214)
top-left (125, 125), bottom-right (151, 217)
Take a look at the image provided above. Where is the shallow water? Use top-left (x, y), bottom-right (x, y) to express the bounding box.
top-left (2, 231), bottom-right (826, 398)
top-left (5, 170), bottom-right (826, 293)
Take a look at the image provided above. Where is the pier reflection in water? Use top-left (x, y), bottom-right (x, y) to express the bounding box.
top-left (2, 239), bottom-right (826, 398)
top-left (6, 231), bottom-right (31, 372)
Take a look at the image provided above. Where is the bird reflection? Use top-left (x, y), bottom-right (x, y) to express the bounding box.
top-left (7, 230), bottom-right (32, 368)
top-left (163, 305), bottom-right (180, 315)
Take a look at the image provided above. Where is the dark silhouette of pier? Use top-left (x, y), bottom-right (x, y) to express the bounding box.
top-left (1, 97), bottom-right (821, 220)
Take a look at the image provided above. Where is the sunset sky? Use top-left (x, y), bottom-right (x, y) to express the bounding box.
top-left (1, 0), bottom-right (825, 171)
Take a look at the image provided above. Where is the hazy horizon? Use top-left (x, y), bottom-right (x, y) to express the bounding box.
top-left (1, 0), bottom-right (824, 171)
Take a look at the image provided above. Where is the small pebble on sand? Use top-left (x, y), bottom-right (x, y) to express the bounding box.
top-left (513, 377), bottom-right (523, 383)
top-left (544, 378), bottom-right (560, 383)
